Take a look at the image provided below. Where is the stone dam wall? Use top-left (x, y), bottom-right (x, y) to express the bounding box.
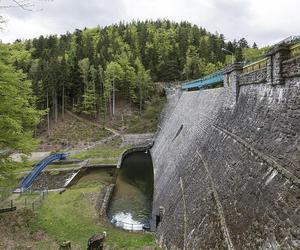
top-left (151, 46), bottom-right (300, 249)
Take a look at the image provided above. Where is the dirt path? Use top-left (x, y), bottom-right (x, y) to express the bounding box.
top-left (10, 151), bottom-right (51, 163)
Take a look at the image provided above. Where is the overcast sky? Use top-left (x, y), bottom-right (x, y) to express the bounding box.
top-left (0, 0), bottom-right (299, 47)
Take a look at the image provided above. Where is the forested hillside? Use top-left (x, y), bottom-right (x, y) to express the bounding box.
top-left (7, 20), bottom-right (264, 123)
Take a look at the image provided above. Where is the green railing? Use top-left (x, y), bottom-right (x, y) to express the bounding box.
top-left (242, 42), bottom-right (300, 74)
top-left (290, 43), bottom-right (300, 57)
top-left (242, 58), bottom-right (267, 73)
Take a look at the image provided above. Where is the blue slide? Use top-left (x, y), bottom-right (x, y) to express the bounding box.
top-left (20, 153), bottom-right (68, 191)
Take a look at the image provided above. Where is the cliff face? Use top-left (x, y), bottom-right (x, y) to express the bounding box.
top-left (151, 76), bottom-right (300, 249)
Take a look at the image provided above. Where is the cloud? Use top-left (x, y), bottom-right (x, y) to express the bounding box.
top-left (0, 0), bottom-right (300, 46)
top-left (1, 0), bottom-right (127, 41)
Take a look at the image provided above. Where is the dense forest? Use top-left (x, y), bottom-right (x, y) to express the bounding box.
top-left (0, 20), bottom-right (268, 163)
top-left (6, 20), bottom-right (266, 121)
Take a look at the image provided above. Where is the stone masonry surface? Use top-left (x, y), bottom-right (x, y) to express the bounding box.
top-left (151, 73), bottom-right (300, 249)
top-left (239, 68), bottom-right (267, 86)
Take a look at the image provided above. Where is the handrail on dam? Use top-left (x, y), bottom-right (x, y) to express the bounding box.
top-left (290, 43), bottom-right (300, 57)
top-left (182, 40), bottom-right (300, 91)
top-left (242, 58), bottom-right (268, 73)
top-left (181, 70), bottom-right (224, 90)
top-left (19, 153), bottom-right (67, 191)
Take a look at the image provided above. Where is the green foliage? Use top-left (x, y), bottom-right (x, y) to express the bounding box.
top-left (78, 58), bottom-right (97, 116)
top-left (127, 96), bottom-right (166, 133)
top-left (8, 20), bottom-right (253, 121)
top-left (243, 46), bottom-right (271, 63)
top-left (183, 45), bottom-right (205, 79)
top-left (203, 62), bottom-right (224, 75)
top-left (0, 43), bottom-right (42, 186)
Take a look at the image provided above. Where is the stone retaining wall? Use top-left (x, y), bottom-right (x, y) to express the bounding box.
top-left (239, 68), bottom-right (267, 85)
top-left (96, 184), bottom-right (115, 217)
top-left (152, 76), bottom-right (300, 249)
top-left (282, 55), bottom-right (300, 78)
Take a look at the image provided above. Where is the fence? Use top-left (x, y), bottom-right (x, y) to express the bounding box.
top-left (242, 42), bottom-right (300, 74)
top-left (111, 219), bottom-right (146, 232)
top-left (290, 43), bottom-right (300, 58)
top-left (0, 189), bottom-right (49, 213)
top-left (242, 58), bottom-right (268, 73)
top-left (181, 70), bottom-right (224, 90)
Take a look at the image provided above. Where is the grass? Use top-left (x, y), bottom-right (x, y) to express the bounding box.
top-left (14, 192), bottom-right (42, 209)
top-left (88, 157), bottom-right (118, 165)
top-left (12, 160), bottom-right (39, 173)
top-left (30, 171), bottom-right (158, 249)
top-left (0, 209), bottom-right (58, 250)
top-left (71, 146), bottom-right (127, 161)
top-left (46, 163), bottom-right (81, 170)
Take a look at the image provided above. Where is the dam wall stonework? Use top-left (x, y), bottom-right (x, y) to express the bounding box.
top-left (151, 47), bottom-right (300, 249)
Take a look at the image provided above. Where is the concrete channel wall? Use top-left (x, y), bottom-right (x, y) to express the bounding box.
top-left (151, 44), bottom-right (300, 249)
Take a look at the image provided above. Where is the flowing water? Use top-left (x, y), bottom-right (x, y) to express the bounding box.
top-left (107, 151), bottom-right (154, 231)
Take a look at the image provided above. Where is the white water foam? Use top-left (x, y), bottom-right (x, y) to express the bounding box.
top-left (111, 212), bottom-right (144, 231)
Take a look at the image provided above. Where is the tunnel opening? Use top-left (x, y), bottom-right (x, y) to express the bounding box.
top-left (107, 150), bottom-right (154, 231)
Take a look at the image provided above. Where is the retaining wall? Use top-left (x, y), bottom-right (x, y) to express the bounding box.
top-left (151, 64), bottom-right (300, 248)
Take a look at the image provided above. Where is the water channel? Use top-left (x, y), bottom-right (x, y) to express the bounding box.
top-left (107, 150), bottom-right (154, 231)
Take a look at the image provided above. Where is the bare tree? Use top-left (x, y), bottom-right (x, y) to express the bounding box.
top-left (0, 0), bottom-right (52, 11)
top-left (0, 0), bottom-right (52, 28)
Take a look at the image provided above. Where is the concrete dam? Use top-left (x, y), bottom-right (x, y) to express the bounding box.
top-left (151, 44), bottom-right (300, 249)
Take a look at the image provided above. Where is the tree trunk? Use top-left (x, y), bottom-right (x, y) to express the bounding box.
top-left (62, 87), bottom-right (64, 120)
top-left (47, 90), bottom-right (50, 135)
top-left (109, 93), bottom-right (112, 118)
top-left (139, 79), bottom-right (142, 115)
top-left (98, 80), bottom-right (102, 122)
top-left (55, 90), bottom-right (58, 123)
top-left (52, 90), bottom-right (55, 122)
top-left (112, 78), bottom-right (115, 116)
top-left (94, 83), bottom-right (97, 119)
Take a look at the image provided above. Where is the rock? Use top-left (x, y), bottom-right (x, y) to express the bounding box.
top-left (59, 241), bottom-right (71, 250)
top-left (87, 233), bottom-right (105, 250)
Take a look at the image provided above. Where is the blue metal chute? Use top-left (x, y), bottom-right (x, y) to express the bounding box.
top-left (181, 70), bottom-right (224, 90)
top-left (20, 153), bottom-right (67, 191)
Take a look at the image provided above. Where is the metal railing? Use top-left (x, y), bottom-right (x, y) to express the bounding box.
top-left (242, 57), bottom-right (268, 73)
top-left (111, 219), bottom-right (146, 231)
top-left (181, 70), bottom-right (224, 90)
top-left (290, 43), bottom-right (300, 58)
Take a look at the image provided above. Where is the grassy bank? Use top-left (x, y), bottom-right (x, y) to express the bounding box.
top-left (30, 170), bottom-right (158, 249)
top-left (70, 146), bottom-right (127, 163)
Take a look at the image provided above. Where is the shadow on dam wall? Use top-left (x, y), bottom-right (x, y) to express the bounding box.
top-left (151, 57), bottom-right (300, 248)
top-left (107, 151), bottom-right (154, 231)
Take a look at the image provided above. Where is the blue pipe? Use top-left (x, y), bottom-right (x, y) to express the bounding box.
top-left (20, 153), bottom-right (67, 191)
